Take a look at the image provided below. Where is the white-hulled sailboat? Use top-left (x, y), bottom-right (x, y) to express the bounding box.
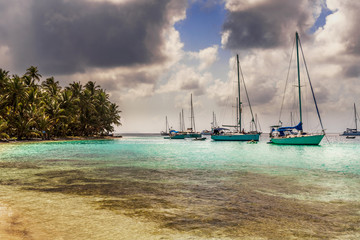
top-left (269, 32), bottom-right (325, 145)
top-left (160, 116), bottom-right (169, 136)
top-left (211, 54), bottom-right (261, 141)
top-left (201, 111), bottom-right (218, 135)
top-left (340, 103), bottom-right (360, 137)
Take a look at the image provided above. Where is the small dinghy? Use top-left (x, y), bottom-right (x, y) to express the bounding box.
top-left (193, 137), bottom-right (206, 141)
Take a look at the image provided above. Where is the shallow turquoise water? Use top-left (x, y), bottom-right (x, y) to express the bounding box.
top-left (0, 134), bottom-right (359, 239)
top-left (1, 134), bottom-right (359, 174)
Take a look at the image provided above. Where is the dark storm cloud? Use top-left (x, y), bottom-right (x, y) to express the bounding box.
top-left (181, 79), bottom-right (200, 90)
top-left (345, 64), bottom-right (360, 78)
top-left (345, 22), bottom-right (360, 56)
top-left (313, 86), bottom-right (328, 104)
top-left (0, 0), bottom-right (179, 74)
top-left (119, 71), bottom-right (159, 88)
top-left (223, 0), bottom-right (313, 50)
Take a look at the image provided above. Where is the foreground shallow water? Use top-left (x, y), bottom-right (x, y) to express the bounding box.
top-left (0, 134), bottom-right (359, 239)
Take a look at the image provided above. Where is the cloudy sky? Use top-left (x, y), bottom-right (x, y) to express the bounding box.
top-left (0, 0), bottom-right (359, 133)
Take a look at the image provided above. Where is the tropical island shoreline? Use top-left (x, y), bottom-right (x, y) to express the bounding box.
top-left (0, 67), bottom-right (122, 143)
top-left (0, 135), bottom-right (123, 144)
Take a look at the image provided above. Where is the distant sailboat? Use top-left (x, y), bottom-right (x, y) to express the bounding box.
top-left (165, 110), bottom-right (187, 139)
top-left (185, 93), bottom-right (202, 138)
top-left (201, 111), bottom-right (218, 135)
top-left (340, 103), bottom-right (360, 137)
top-left (212, 111), bottom-right (218, 131)
top-left (211, 54), bottom-right (261, 141)
top-left (269, 32), bottom-right (325, 145)
top-left (160, 116), bottom-right (169, 136)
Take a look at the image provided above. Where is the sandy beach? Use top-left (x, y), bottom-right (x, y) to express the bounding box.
top-left (0, 186), bottom-right (182, 240)
top-left (0, 202), bottom-right (24, 240)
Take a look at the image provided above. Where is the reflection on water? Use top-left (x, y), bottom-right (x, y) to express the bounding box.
top-left (0, 135), bottom-right (359, 239)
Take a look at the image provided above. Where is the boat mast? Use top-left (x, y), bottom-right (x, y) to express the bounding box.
top-left (165, 116), bottom-right (168, 133)
top-left (236, 97), bottom-right (239, 132)
top-left (255, 113), bottom-right (261, 132)
top-left (212, 111), bottom-right (214, 129)
top-left (215, 113), bottom-right (217, 128)
top-left (212, 111), bottom-right (218, 129)
top-left (236, 54), bottom-right (242, 132)
top-left (212, 111), bottom-right (215, 129)
top-left (182, 109), bottom-right (185, 132)
top-left (296, 32), bottom-right (302, 129)
top-left (355, 103), bottom-right (358, 130)
top-left (190, 93), bottom-right (196, 132)
top-left (255, 113), bottom-right (257, 131)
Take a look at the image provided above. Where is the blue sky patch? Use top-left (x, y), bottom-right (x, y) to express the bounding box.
top-left (309, 5), bottom-right (334, 33)
top-left (175, 1), bottom-right (227, 51)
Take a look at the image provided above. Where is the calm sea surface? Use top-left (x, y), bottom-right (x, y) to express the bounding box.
top-left (0, 134), bottom-right (359, 239)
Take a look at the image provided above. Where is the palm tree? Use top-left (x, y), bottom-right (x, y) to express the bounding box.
top-left (35, 112), bottom-right (51, 140)
top-left (78, 82), bottom-right (98, 136)
top-left (106, 103), bottom-right (121, 133)
top-left (84, 81), bottom-right (100, 96)
top-left (4, 75), bottom-right (26, 109)
top-left (67, 81), bottom-right (82, 98)
top-left (0, 117), bottom-right (9, 139)
top-left (23, 75), bottom-right (36, 87)
top-left (42, 77), bottom-right (61, 97)
top-left (0, 69), bottom-right (10, 92)
top-left (25, 66), bottom-right (42, 83)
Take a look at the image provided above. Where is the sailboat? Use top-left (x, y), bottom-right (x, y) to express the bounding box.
top-left (201, 111), bottom-right (218, 135)
top-left (185, 93), bottom-right (202, 138)
top-left (340, 103), bottom-right (360, 137)
top-left (165, 110), bottom-right (187, 139)
top-left (269, 32), bottom-right (325, 145)
top-left (211, 54), bottom-right (261, 141)
top-left (160, 116), bottom-right (169, 136)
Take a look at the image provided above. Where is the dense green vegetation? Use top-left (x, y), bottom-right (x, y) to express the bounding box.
top-left (0, 66), bottom-right (121, 140)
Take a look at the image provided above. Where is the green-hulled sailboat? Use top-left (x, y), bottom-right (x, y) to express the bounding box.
top-left (211, 54), bottom-right (261, 141)
top-left (269, 32), bottom-right (325, 145)
top-left (165, 109), bottom-right (187, 139)
top-left (185, 93), bottom-right (201, 138)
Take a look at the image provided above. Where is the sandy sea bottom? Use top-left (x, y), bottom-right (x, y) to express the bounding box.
top-left (0, 136), bottom-right (359, 239)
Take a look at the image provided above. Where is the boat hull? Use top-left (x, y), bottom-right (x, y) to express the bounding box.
top-left (270, 134), bottom-right (324, 145)
top-left (185, 133), bottom-right (202, 138)
top-left (211, 134), bottom-right (260, 141)
top-left (340, 132), bottom-right (360, 136)
top-left (193, 137), bottom-right (206, 141)
top-left (201, 132), bottom-right (212, 135)
top-left (165, 134), bottom-right (187, 139)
